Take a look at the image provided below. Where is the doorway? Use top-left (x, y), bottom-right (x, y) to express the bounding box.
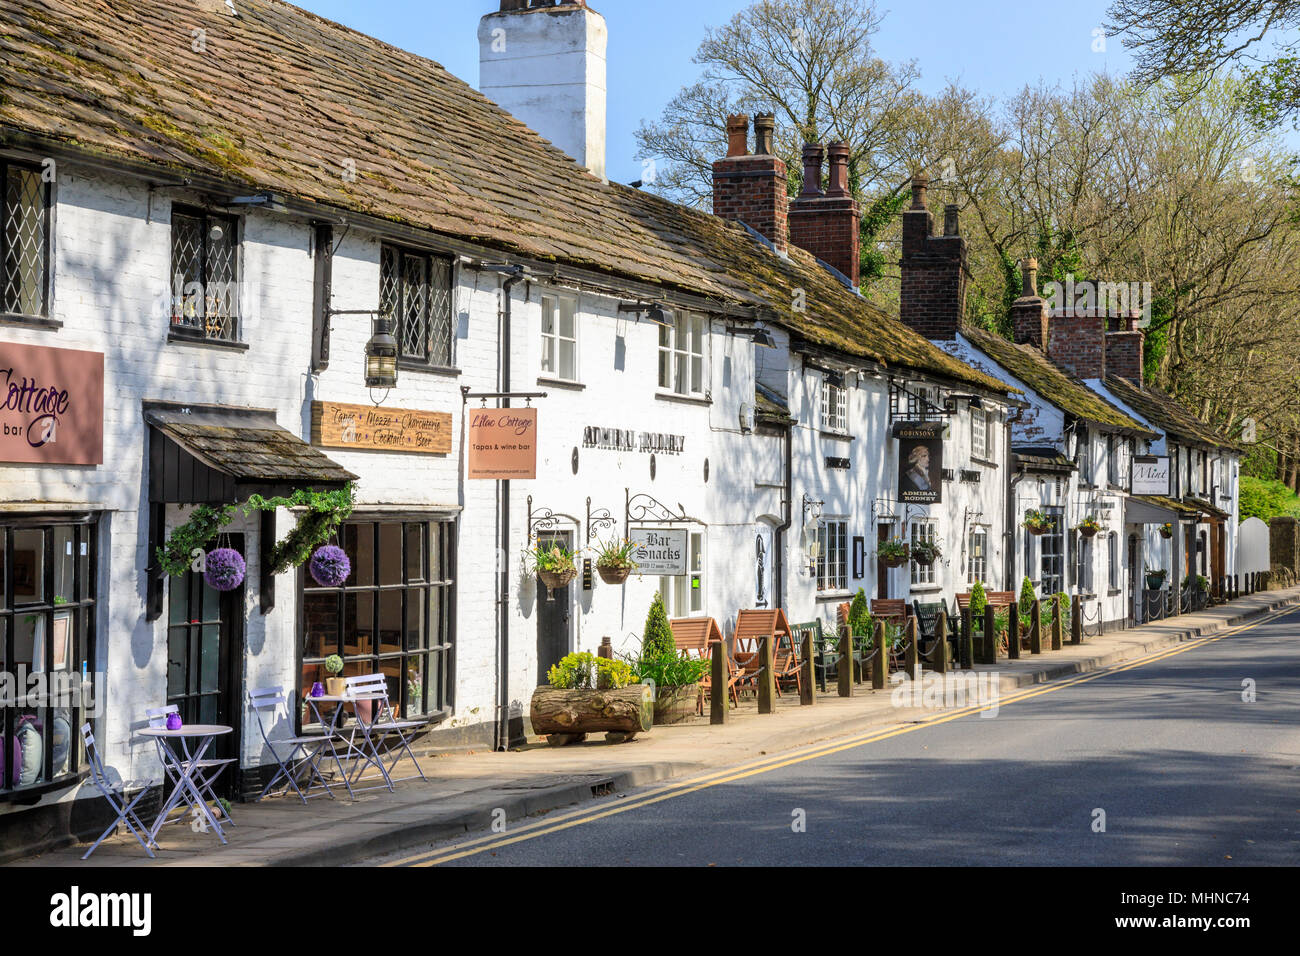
top-left (1127, 533), bottom-right (1139, 624)
top-left (165, 532), bottom-right (244, 799)
top-left (877, 523), bottom-right (892, 598)
top-left (536, 531), bottom-right (574, 686)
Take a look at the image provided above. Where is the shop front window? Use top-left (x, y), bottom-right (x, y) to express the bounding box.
top-left (301, 518), bottom-right (455, 722)
top-left (1, 517), bottom-right (97, 796)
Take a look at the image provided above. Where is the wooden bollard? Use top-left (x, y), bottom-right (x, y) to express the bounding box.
top-left (1008, 603), bottom-right (1020, 660)
top-left (709, 640), bottom-right (727, 725)
top-left (1030, 599), bottom-right (1042, 654)
top-left (905, 617), bottom-right (920, 681)
top-left (1051, 594), bottom-right (1063, 650)
top-left (982, 605), bottom-right (997, 665)
top-left (837, 624), bottom-right (853, 698)
top-left (799, 632), bottom-right (814, 706)
top-left (1071, 594), bottom-right (1083, 644)
top-left (757, 633), bottom-right (775, 714)
top-left (959, 608), bottom-right (973, 670)
top-left (872, 620), bottom-right (887, 690)
top-left (933, 612), bottom-right (949, 674)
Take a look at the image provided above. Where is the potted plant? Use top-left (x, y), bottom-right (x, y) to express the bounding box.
top-left (1144, 566), bottom-right (1168, 590)
top-left (593, 537), bottom-right (639, 585)
top-left (1075, 516), bottom-right (1104, 538)
top-left (910, 538), bottom-right (943, 566)
top-left (524, 540), bottom-right (580, 597)
top-left (529, 651), bottom-right (651, 744)
top-left (1159, 523), bottom-right (1174, 539)
top-left (323, 654), bottom-right (345, 696)
top-left (1022, 510), bottom-right (1052, 535)
top-left (630, 594), bottom-right (707, 724)
top-left (878, 537), bottom-right (910, 568)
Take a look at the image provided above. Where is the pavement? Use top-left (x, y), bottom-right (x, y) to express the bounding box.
top-left (13, 585), bottom-right (1300, 868)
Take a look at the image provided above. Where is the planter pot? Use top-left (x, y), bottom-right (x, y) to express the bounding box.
top-left (537, 568), bottom-right (577, 594)
top-left (596, 564), bottom-right (632, 585)
top-left (325, 677), bottom-right (346, 697)
top-left (530, 684), bottom-right (654, 744)
top-left (880, 554), bottom-right (909, 569)
top-left (1078, 527), bottom-right (1099, 538)
top-left (912, 553), bottom-right (937, 567)
top-left (1146, 576), bottom-right (1167, 591)
top-left (652, 683), bottom-right (700, 725)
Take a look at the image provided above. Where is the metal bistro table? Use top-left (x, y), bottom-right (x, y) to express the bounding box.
top-left (138, 724), bottom-right (233, 846)
top-left (303, 694), bottom-right (393, 800)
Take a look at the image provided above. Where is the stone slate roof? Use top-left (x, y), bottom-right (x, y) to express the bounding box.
top-left (960, 326), bottom-right (1155, 437)
top-left (0, 0), bottom-right (1008, 393)
top-left (1103, 376), bottom-right (1238, 451)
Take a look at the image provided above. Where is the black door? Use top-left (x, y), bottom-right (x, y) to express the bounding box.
top-left (166, 533), bottom-right (244, 799)
top-left (1127, 533), bottom-right (1139, 624)
top-left (536, 533), bottom-right (573, 685)
top-left (877, 524), bottom-right (891, 598)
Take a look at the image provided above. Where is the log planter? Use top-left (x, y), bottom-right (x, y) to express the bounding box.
top-left (652, 683), bottom-right (700, 725)
top-left (530, 684), bottom-right (653, 745)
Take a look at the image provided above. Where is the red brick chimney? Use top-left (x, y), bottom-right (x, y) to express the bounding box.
top-left (712, 113), bottom-right (788, 253)
top-left (899, 174), bottom-right (968, 341)
top-left (1011, 257), bottom-right (1048, 350)
top-left (788, 141), bottom-right (861, 286)
top-left (1047, 308), bottom-right (1107, 380)
top-left (1105, 311), bottom-right (1145, 386)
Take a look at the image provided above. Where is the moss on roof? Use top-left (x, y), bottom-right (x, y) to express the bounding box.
top-left (961, 325), bottom-right (1155, 436)
top-left (1104, 376), bottom-right (1237, 451)
top-left (0, 0), bottom-right (1006, 392)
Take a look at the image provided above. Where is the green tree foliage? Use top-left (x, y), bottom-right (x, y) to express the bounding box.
top-left (847, 587), bottom-right (873, 636)
top-left (1019, 576), bottom-right (1036, 616)
top-left (1240, 475), bottom-right (1300, 521)
top-left (969, 580), bottom-right (988, 618)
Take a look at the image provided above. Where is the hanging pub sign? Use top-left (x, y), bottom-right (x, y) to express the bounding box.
top-left (894, 420), bottom-right (944, 504)
top-left (468, 407), bottom-right (538, 479)
top-left (629, 527), bottom-right (688, 575)
top-left (1131, 456), bottom-right (1170, 495)
top-left (311, 401), bottom-right (451, 454)
top-left (0, 342), bottom-right (103, 465)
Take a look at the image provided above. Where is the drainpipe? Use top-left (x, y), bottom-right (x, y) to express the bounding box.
top-left (1005, 409), bottom-right (1024, 587)
top-left (494, 268), bottom-right (526, 752)
top-left (774, 421), bottom-right (793, 611)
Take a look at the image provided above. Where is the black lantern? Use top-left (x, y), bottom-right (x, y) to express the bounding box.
top-left (365, 315), bottom-right (398, 389)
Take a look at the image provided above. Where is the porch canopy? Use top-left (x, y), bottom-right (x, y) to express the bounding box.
top-left (1125, 494), bottom-right (1197, 526)
top-left (144, 401), bottom-right (358, 618)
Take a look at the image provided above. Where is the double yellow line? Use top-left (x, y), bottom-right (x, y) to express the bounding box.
top-left (383, 603), bottom-right (1294, 867)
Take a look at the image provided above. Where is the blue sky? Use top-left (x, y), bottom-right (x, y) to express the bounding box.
top-left (296, 1), bottom-right (1136, 183)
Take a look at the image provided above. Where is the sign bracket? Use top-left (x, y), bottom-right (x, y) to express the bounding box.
top-left (624, 487), bottom-right (707, 539)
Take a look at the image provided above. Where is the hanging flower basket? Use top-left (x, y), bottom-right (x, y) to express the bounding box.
top-left (1075, 516), bottom-right (1104, 538)
top-left (1023, 510), bottom-right (1051, 536)
top-left (910, 542), bottom-right (943, 567)
top-left (1027, 525), bottom-right (1046, 536)
top-left (204, 548), bottom-right (245, 592)
top-left (309, 545), bottom-right (352, 587)
top-left (1159, 523), bottom-right (1174, 539)
top-left (881, 552), bottom-right (909, 569)
top-left (1078, 525), bottom-right (1099, 538)
top-left (597, 564), bottom-right (632, 585)
top-left (538, 568), bottom-right (578, 592)
top-left (878, 539), bottom-right (909, 568)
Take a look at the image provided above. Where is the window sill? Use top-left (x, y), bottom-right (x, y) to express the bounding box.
top-left (815, 591), bottom-right (853, 602)
top-left (909, 585), bottom-right (943, 594)
top-left (167, 329), bottom-right (249, 351)
top-left (821, 430), bottom-right (855, 442)
top-left (398, 360), bottom-right (461, 377)
top-left (0, 770), bottom-right (88, 805)
top-left (655, 390), bottom-right (711, 407)
top-left (0, 312), bottom-right (60, 330)
top-left (538, 376), bottom-right (585, 391)
top-left (971, 457), bottom-right (999, 469)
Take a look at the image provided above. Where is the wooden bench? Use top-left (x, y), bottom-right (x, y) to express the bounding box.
top-left (954, 592), bottom-right (1015, 656)
top-left (669, 617), bottom-right (738, 710)
top-left (870, 599), bottom-right (910, 624)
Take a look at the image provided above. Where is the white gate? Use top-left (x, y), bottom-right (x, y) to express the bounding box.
top-left (1237, 516), bottom-right (1270, 574)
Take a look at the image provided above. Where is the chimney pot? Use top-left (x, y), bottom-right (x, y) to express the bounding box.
top-left (911, 174), bottom-right (928, 210)
top-left (753, 113), bottom-right (776, 156)
top-left (942, 204), bottom-right (960, 237)
top-left (1021, 257), bottom-right (1038, 297)
top-left (826, 142), bottom-right (851, 198)
top-left (799, 143), bottom-right (825, 198)
top-left (726, 115), bottom-right (750, 158)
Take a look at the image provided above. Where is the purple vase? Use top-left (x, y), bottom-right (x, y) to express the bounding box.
top-left (166, 712), bottom-right (183, 731)
top-left (311, 682), bottom-right (325, 698)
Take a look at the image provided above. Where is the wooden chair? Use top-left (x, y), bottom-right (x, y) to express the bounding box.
top-left (669, 617), bottom-right (739, 711)
top-left (733, 609), bottom-right (799, 697)
top-left (912, 598), bottom-right (954, 664)
top-left (869, 599), bottom-right (909, 625)
top-left (954, 591), bottom-right (1015, 655)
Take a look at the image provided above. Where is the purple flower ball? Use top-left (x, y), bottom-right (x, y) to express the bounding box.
top-left (204, 547), bottom-right (246, 592)
top-left (310, 545), bottom-right (351, 587)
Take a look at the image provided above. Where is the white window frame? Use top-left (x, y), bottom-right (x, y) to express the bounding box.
top-left (658, 311), bottom-right (707, 396)
top-left (968, 526), bottom-right (988, 584)
top-left (910, 520), bottom-right (938, 587)
top-left (540, 293), bottom-right (578, 382)
top-left (971, 408), bottom-right (988, 460)
top-left (1077, 429), bottom-right (1093, 485)
top-left (660, 531), bottom-right (705, 617)
top-left (816, 518), bottom-right (848, 593)
top-left (821, 380), bottom-right (848, 434)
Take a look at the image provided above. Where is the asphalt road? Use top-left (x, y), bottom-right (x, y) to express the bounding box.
top-left (387, 607), bottom-right (1300, 867)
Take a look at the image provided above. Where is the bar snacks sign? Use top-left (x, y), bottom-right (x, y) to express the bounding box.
top-left (629, 528), bottom-right (688, 575)
top-left (468, 407), bottom-right (538, 480)
top-left (311, 401), bottom-right (451, 454)
top-left (0, 342), bottom-right (103, 465)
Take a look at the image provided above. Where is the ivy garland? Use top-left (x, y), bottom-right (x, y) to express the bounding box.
top-left (155, 483), bottom-right (356, 578)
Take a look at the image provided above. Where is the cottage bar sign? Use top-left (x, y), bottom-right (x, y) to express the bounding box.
top-left (629, 528), bottom-right (688, 575)
top-left (468, 407), bottom-right (538, 480)
top-left (311, 401), bottom-right (451, 454)
top-left (0, 342), bottom-right (103, 465)
top-left (1131, 456), bottom-right (1171, 495)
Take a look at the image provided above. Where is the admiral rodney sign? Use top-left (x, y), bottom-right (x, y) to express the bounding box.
top-left (582, 426), bottom-right (685, 455)
top-left (0, 342), bottom-right (103, 465)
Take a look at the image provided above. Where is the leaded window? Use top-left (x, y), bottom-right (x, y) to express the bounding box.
top-left (2, 162), bottom-right (50, 317)
top-left (968, 527), bottom-right (988, 584)
top-left (1040, 506), bottom-right (1065, 594)
top-left (170, 207), bottom-right (239, 341)
top-left (301, 519), bottom-right (455, 721)
top-left (816, 519), bottom-right (848, 592)
top-left (821, 380), bottom-right (848, 433)
top-left (658, 312), bottom-right (706, 395)
top-left (910, 520), bottom-right (937, 586)
top-left (380, 245), bottom-right (453, 367)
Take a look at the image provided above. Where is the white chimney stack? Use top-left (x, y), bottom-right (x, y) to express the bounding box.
top-left (479, 1), bottom-right (608, 182)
